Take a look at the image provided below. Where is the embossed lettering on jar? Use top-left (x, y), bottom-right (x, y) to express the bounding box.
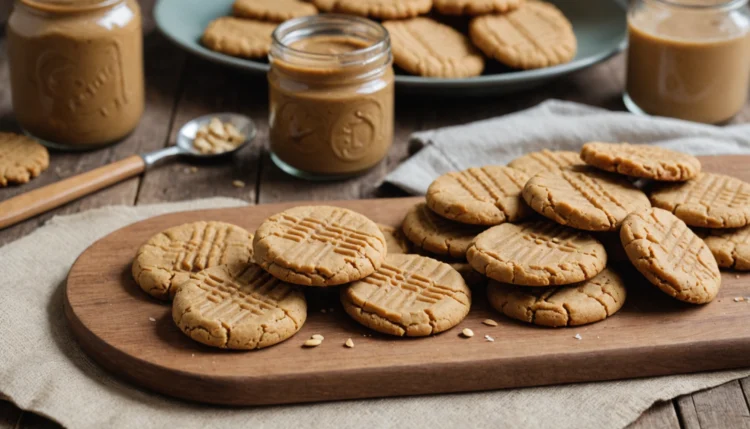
top-left (268, 15), bottom-right (395, 179)
top-left (7, 0), bottom-right (145, 149)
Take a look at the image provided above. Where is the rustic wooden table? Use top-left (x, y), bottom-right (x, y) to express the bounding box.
top-left (1, 1), bottom-right (749, 428)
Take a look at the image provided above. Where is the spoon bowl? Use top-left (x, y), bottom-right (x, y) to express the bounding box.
top-left (176, 112), bottom-right (257, 158)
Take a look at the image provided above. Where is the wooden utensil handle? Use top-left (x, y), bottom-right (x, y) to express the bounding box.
top-left (0, 155), bottom-right (146, 230)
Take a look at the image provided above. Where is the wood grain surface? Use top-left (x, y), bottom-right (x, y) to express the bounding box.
top-left (2, 0), bottom-right (750, 426)
top-left (64, 156), bottom-right (750, 406)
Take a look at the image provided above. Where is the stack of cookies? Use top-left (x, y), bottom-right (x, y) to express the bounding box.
top-left (202, 0), bottom-right (578, 78)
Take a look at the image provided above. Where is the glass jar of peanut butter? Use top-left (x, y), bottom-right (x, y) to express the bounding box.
top-left (625, 0), bottom-right (750, 124)
top-left (268, 15), bottom-right (394, 180)
top-left (7, 0), bottom-right (144, 150)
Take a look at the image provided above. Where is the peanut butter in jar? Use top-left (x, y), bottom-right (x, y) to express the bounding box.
top-left (7, 0), bottom-right (144, 150)
top-left (625, 0), bottom-right (750, 124)
top-left (268, 15), bottom-right (394, 180)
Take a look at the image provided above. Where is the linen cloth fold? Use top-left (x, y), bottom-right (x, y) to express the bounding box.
top-left (385, 100), bottom-right (750, 194)
top-left (3, 103), bottom-right (750, 428)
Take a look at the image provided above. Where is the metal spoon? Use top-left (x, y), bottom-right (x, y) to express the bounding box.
top-left (0, 113), bottom-right (257, 230)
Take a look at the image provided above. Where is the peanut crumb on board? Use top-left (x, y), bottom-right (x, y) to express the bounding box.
top-left (737, 275), bottom-right (741, 279)
top-left (482, 319), bottom-right (498, 327)
top-left (461, 328), bottom-right (474, 338)
top-left (184, 166), bottom-right (198, 174)
top-left (345, 338), bottom-right (354, 348)
top-left (574, 334), bottom-right (582, 340)
top-left (311, 334), bottom-right (324, 340)
top-left (304, 338), bottom-right (322, 347)
top-left (485, 335), bottom-right (495, 342)
top-left (734, 297), bottom-right (745, 302)
top-left (232, 180), bottom-right (245, 188)
top-left (148, 317), bottom-right (156, 322)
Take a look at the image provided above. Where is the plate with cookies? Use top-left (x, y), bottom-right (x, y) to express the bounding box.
top-left (65, 145), bottom-right (750, 406)
top-left (154, 0), bottom-right (627, 94)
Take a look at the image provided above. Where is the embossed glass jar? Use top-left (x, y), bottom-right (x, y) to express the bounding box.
top-left (7, 0), bottom-right (144, 150)
top-left (268, 15), bottom-right (394, 180)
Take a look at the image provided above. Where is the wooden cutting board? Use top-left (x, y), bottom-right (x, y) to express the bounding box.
top-left (65, 155), bottom-right (750, 406)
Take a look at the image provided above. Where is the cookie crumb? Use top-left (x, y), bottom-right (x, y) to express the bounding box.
top-left (574, 333), bottom-right (582, 340)
top-left (484, 335), bottom-right (494, 342)
top-left (148, 317), bottom-right (156, 322)
top-left (311, 334), bottom-right (324, 341)
top-left (734, 297), bottom-right (745, 302)
top-left (482, 319), bottom-right (498, 327)
top-left (191, 353), bottom-right (195, 357)
top-left (232, 180), bottom-right (246, 188)
top-left (345, 338), bottom-right (354, 348)
top-left (304, 338), bottom-right (322, 347)
top-left (737, 275), bottom-right (742, 279)
top-left (461, 328), bottom-right (474, 338)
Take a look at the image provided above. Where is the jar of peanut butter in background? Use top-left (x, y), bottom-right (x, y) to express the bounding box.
top-left (7, 0), bottom-right (144, 150)
top-left (625, 0), bottom-right (750, 124)
top-left (268, 15), bottom-right (394, 180)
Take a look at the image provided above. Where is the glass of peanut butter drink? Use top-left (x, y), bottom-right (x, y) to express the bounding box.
top-left (625, 0), bottom-right (750, 124)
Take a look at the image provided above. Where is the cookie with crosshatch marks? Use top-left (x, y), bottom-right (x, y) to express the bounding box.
top-left (173, 263), bottom-right (307, 349)
top-left (426, 166), bottom-right (531, 225)
top-left (433, 0), bottom-right (524, 15)
top-left (649, 173), bottom-right (750, 229)
top-left (0, 132), bottom-right (49, 187)
top-left (467, 220), bottom-right (607, 286)
top-left (469, 1), bottom-right (577, 70)
top-left (580, 142), bottom-right (701, 182)
top-left (202, 17), bottom-right (276, 59)
top-left (402, 202), bottom-right (486, 259)
top-left (378, 224), bottom-right (411, 254)
top-left (341, 254), bottom-right (471, 336)
top-left (312, 0), bottom-right (432, 19)
top-left (621, 208), bottom-right (721, 304)
top-left (233, 0), bottom-right (317, 22)
top-left (507, 149), bottom-right (584, 177)
top-left (253, 206), bottom-right (386, 286)
top-left (132, 221), bottom-right (254, 300)
top-left (383, 18), bottom-right (485, 78)
top-left (487, 268), bottom-right (626, 327)
top-left (523, 165), bottom-right (651, 231)
top-left (702, 225), bottom-right (750, 271)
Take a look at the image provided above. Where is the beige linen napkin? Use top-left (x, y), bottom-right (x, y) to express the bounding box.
top-left (1, 184), bottom-right (749, 427)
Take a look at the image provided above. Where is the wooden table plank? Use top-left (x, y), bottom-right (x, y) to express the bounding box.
top-left (627, 401), bottom-right (681, 429)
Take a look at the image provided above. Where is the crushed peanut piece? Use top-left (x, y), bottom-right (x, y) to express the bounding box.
top-left (461, 328), bottom-right (474, 338)
top-left (192, 117), bottom-right (245, 154)
top-left (734, 297), bottom-right (745, 302)
top-left (311, 334), bottom-right (324, 341)
top-left (484, 335), bottom-right (494, 342)
top-left (345, 338), bottom-right (354, 348)
top-left (232, 180), bottom-right (245, 188)
top-left (574, 333), bottom-right (582, 340)
top-left (148, 317), bottom-right (156, 322)
top-left (482, 319), bottom-right (498, 327)
top-left (737, 275), bottom-right (742, 279)
top-left (304, 338), bottom-right (322, 347)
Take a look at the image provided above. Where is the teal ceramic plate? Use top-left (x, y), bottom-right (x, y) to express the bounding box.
top-left (154, 0), bottom-right (627, 95)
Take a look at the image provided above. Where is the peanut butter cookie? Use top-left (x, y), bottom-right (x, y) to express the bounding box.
top-left (312, 0), bottom-right (432, 19)
top-left (469, 1), bottom-right (577, 70)
top-left (580, 142), bottom-right (701, 182)
top-left (253, 206), bottom-right (386, 286)
top-left (202, 17), bottom-right (276, 59)
top-left (434, 0), bottom-right (524, 15)
top-left (523, 165), bottom-right (651, 231)
top-left (507, 149), bottom-right (584, 177)
top-left (0, 133), bottom-right (49, 187)
top-left (487, 268), bottom-right (626, 327)
top-left (650, 173), bottom-right (750, 228)
top-left (378, 224), bottom-right (411, 254)
top-left (233, 0), bottom-right (318, 22)
top-left (383, 18), bottom-right (485, 78)
top-left (701, 225), bottom-right (750, 271)
top-left (173, 263), bottom-right (306, 350)
top-left (132, 221), bottom-right (255, 300)
top-left (621, 208), bottom-right (721, 304)
top-left (467, 221), bottom-right (607, 286)
top-left (426, 165), bottom-right (531, 226)
top-left (341, 254), bottom-right (471, 336)
top-left (402, 202), bottom-right (486, 259)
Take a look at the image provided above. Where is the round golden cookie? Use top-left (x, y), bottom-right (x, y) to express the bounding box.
top-left (402, 202), bottom-right (486, 259)
top-left (383, 18), bottom-right (484, 78)
top-left (312, 0), bottom-right (432, 19)
top-left (132, 221), bottom-right (254, 300)
top-left (0, 132), bottom-right (49, 187)
top-left (701, 225), bottom-right (750, 271)
top-left (434, 0), bottom-right (524, 15)
top-left (487, 268), bottom-right (626, 327)
top-left (202, 17), bottom-right (276, 59)
top-left (580, 142), bottom-right (701, 182)
top-left (173, 263), bottom-right (307, 350)
top-left (507, 149), bottom-right (584, 178)
top-left (649, 173), bottom-right (750, 228)
top-left (621, 208), bottom-right (721, 304)
top-left (233, 0), bottom-right (317, 22)
top-left (469, 1), bottom-right (577, 70)
top-left (426, 166), bottom-right (531, 226)
top-left (467, 220), bottom-right (607, 286)
top-left (341, 254), bottom-right (471, 336)
top-left (378, 224), bottom-right (411, 254)
top-left (253, 206), bottom-right (386, 286)
top-left (523, 165), bottom-right (652, 232)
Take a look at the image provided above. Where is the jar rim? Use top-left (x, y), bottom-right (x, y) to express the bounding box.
top-left (19, 0), bottom-right (122, 14)
top-left (271, 14), bottom-right (390, 68)
top-left (649, 0), bottom-right (748, 10)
